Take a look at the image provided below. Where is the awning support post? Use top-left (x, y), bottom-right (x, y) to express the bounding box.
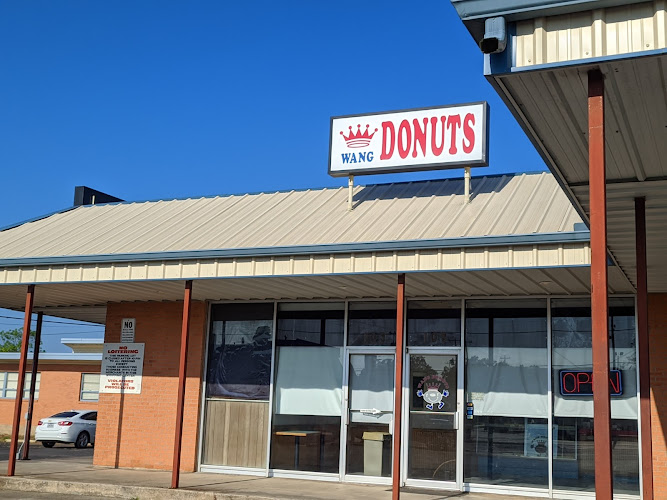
top-left (8, 284), bottom-right (35, 476)
top-left (588, 69), bottom-right (613, 499)
top-left (392, 273), bottom-right (405, 500)
top-left (635, 196), bottom-right (653, 499)
top-left (21, 311), bottom-right (43, 460)
top-left (171, 280), bottom-right (193, 489)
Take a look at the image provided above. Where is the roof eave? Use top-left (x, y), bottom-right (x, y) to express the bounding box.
top-left (0, 231), bottom-right (591, 268)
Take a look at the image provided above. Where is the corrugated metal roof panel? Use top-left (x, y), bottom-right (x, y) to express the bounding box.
top-left (0, 172), bottom-right (584, 260)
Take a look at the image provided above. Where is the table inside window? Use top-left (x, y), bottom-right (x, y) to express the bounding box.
top-left (274, 430), bottom-right (325, 470)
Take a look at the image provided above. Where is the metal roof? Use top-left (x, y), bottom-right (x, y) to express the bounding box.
top-left (481, 4), bottom-right (667, 291)
top-left (0, 172), bottom-right (584, 263)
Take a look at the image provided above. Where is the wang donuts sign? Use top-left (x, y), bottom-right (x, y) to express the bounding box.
top-left (329, 102), bottom-right (489, 176)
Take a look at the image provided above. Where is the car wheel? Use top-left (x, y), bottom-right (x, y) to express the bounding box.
top-left (75, 432), bottom-right (89, 449)
top-left (42, 441), bottom-right (55, 448)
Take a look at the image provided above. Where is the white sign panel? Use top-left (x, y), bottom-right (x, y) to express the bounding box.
top-left (100, 343), bottom-right (145, 394)
top-left (329, 102), bottom-right (488, 177)
top-left (120, 318), bottom-right (136, 343)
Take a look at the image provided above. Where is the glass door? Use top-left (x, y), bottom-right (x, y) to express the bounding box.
top-left (344, 352), bottom-right (395, 480)
top-left (405, 352), bottom-right (461, 487)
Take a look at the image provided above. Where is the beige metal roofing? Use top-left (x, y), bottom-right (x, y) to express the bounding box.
top-left (0, 172), bottom-right (584, 261)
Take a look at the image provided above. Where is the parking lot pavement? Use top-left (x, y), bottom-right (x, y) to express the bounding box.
top-left (0, 442), bottom-right (93, 464)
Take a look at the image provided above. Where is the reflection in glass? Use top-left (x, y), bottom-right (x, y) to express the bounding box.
top-left (407, 301), bottom-right (461, 347)
top-left (348, 302), bottom-right (396, 346)
top-left (551, 298), bottom-right (639, 493)
top-left (346, 354), bottom-right (394, 477)
top-left (466, 416), bottom-right (549, 485)
top-left (270, 303), bottom-right (344, 473)
top-left (464, 299), bottom-right (548, 487)
top-left (408, 354), bottom-right (458, 481)
top-left (206, 303), bottom-right (273, 400)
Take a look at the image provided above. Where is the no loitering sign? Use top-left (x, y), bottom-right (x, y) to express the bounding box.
top-left (329, 102), bottom-right (489, 177)
top-left (100, 343), bottom-right (145, 394)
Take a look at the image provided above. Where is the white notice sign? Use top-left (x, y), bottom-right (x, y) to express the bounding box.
top-left (121, 318), bottom-right (136, 343)
top-left (100, 343), bottom-right (145, 394)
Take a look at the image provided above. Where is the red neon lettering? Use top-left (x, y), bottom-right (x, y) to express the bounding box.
top-left (380, 121), bottom-right (395, 160)
top-left (447, 115), bottom-right (461, 155)
top-left (412, 118), bottom-right (428, 158)
top-left (462, 113), bottom-right (475, 153)
top-left (609, 372), bottom-right (620, 394)
top-left (577, 372), bottom-right (591, 390)
top-left (562, 372), bottom-right (577, 392)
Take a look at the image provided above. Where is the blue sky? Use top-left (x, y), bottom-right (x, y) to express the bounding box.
top-left (0, 1), bottom-right (545, 351)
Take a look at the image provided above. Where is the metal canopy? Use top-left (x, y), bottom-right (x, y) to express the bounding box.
top-left (0, 266), bottom-right (633, 324)
top-left (489, 53), bottom-right (667, 291)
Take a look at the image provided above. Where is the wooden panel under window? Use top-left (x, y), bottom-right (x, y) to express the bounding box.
top-left (202, 399), bottom-right (269, 468)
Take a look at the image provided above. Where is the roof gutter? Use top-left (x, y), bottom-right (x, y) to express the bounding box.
top-left (0, 231), bottom-right (590, 268)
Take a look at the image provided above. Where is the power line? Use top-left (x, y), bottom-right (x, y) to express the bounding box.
top-left (0, 315), bottom-right (103, 327)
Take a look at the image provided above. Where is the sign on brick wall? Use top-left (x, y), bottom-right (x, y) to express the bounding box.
top-left (120, 318), bottom-right (136, 343)
top-left (100, 343), bottom-right (145, 394)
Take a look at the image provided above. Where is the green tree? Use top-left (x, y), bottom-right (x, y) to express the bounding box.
top-left (0, 328), bottom-right (44, 352)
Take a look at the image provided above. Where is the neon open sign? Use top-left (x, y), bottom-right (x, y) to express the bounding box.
top-left (559, 370), bottom-right (623, 396)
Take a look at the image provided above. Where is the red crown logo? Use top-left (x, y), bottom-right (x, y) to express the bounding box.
top-left (340, 124), bottom-right (378, 148)
top-left (426, 383), bottom-right (440, 391)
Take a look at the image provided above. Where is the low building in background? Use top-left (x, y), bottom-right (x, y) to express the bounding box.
top-left (0, 338), bottom-right (102, 437)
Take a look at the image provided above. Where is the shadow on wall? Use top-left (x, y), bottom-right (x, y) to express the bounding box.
top-left (113, 392), bottom-right (125, 468)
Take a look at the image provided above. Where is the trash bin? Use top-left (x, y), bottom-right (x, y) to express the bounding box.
top-left (362, 431), bottom-right (392, 476)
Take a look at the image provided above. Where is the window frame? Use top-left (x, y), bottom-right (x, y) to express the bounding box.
top-left (0, 371), bottom-right (40, 400)
top-left (79, 373), bottom-right (101, 402)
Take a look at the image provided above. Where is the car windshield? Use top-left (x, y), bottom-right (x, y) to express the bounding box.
top-left (49, 411), bottom-right (79, 418)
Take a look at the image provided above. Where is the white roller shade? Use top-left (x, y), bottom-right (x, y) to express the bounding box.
top-left (274, 347), bottom-right (343, 416)
top-left (466, 347), bottom-right (548, 418)
top-left (349, 354), bottom-right (394, 423)
top-left (553, 348), bottom-right (637, 419)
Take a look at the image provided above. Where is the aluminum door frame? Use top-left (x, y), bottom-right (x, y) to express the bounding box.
top-left (341, 346), bottom-right (396, 485)
top-left (402, 347), bottom-right (464, 491)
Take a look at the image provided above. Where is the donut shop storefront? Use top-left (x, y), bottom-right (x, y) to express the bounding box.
top-left (0, 103), bottom-right (647, 499)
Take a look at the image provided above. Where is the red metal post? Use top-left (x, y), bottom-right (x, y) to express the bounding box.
top-left (588, 69), bottom-right (613, 499)
top-left (8, 284), bottom-right (35, 476)
top-left (171, 280), bottom-right (193, 489)
top-left (392, 274), bottom-right (405, 500)
top-left (635, 196), bottom-right (653, 499)
top-left (21, 311), bottom-right (43, 460)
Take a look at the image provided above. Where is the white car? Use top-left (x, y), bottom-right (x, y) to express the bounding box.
top-left (35, 410), bottom-right (97, 448)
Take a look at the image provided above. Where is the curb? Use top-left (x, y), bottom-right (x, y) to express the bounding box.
top-left (0, 477), bottom-right (278, 500)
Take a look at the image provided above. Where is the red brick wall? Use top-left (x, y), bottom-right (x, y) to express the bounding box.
top-left (93, 300), bottom-right (207, 471)
top-left (648, 294), bottom-right (667, 497)
top-left (0, 363), bottom-right (100, 438)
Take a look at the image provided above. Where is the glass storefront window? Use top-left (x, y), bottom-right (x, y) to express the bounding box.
top-left (551, 298), bottom-right (639, 494)
top-left (407, 300), bottom-right (461, 347)
top-left (348, 302), bottom-right (396, 346)
top-left (464, 299), bottom-right (548, 487)
top-left (202, 303), bottom-right (274, 467)
top-left (206, 303), bottom-right (273, 400)
top-left (270, 303), bottom-right (344, 473)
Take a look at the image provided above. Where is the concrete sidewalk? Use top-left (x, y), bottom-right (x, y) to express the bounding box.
top-left (0, 458), bottom-right (542, 500)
